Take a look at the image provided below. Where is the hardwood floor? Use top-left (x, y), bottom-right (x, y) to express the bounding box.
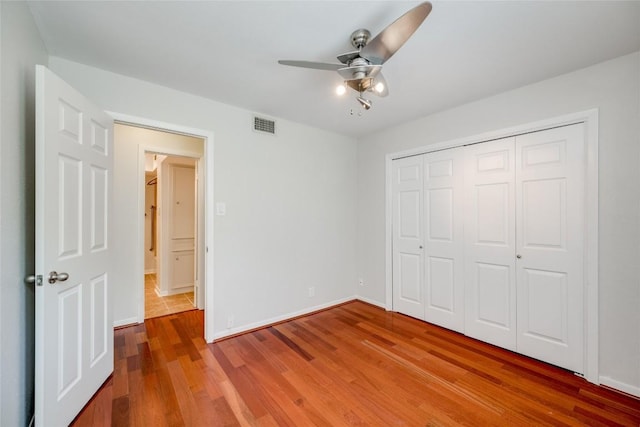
top-left (72, 301), bottom-right (640, 426)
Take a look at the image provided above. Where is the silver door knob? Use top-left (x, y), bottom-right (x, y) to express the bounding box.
top-left (48, 271), bottom-right (69, 284)
top-left (516, 254), bottom-right (522, 259)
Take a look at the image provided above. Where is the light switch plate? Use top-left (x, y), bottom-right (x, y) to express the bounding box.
top-left (216, 202), bottom-right (226, 216)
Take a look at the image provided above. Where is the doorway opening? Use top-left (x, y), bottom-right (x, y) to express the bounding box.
top-left (112, 120), bottom-right (211, 339)
top-left (144, 153), bottom-right (198, 319)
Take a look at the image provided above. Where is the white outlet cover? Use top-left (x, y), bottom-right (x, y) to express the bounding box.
top-left (216, 202), bottom-right (226, 216)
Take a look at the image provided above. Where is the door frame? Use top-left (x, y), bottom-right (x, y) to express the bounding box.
top-left (109, 112), bottom-right (216, 343)
top-left (384, 109), bottom-right (599, 384)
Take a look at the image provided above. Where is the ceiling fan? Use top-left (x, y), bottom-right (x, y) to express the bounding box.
top-left (278, 2), bottom-right (432, 111)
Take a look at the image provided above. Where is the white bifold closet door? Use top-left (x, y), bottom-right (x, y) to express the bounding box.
top-left (392, 123), bottom-right (585, 374)
top-left (392, 149), bottom-right (465, 330)
top-left (464, 124), bottom-right (585, 373)
top-left (392, 155), bottom-right (425, 319)
top-left (423, 148), bottom-right (465, 332)
top-left (514, 124), bottom-right (585, 373)
top-left (464, 137), bottom-right (518, 350)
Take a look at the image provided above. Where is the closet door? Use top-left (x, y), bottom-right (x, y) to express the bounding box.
top-left (515, 124), bottom-right (585, 373)
top-left (464, 138), bottom-right (517, 350)
top-left (423, 148), bottom-right (465, 332)
top-left (392, 156), bottom-right (425, 319)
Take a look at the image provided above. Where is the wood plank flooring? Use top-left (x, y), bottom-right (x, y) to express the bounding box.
top-left (71, 301), bottom-right (640, 426)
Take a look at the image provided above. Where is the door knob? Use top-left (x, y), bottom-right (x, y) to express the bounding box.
top-left (48, 271), bottom-right (69, 284)
top-left (516, 254), bottom-right (522, 259)
top-left (419, 245), bottom-right (423, 249)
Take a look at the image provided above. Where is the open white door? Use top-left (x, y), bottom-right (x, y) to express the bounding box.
top-left (34, 65), bottom-right (114, 426)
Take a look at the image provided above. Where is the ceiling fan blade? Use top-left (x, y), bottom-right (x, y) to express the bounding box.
top-left (360, 1), bottom-right (432, 65)
top-left (278, 60), bottom-right (343, 71)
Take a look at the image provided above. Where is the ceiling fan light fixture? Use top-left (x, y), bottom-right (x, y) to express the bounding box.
top-left (357, 96), bottom-right (372, 110)
top-left (278, 2), bottom-right (432, 108)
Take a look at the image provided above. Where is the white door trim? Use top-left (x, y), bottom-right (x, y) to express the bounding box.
top-left (384, 109), bottom-right (599, 383)
top-left (108, 112), bottom-right (216, 343)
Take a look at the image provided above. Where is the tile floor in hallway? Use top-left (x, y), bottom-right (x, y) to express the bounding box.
top-left (144, 273), bottom-right (195, 319)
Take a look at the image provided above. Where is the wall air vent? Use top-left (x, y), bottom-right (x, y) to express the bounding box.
top-left (253, 116), bottom-right (276, 135)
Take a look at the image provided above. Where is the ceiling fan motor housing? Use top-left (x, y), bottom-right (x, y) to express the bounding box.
top-left (350, 29), bottom-right (371, 49)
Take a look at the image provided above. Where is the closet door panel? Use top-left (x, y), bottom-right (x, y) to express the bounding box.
top-left (424, 148), bottom-right (464, 332)
top-left (516, 124), bottom-right (585, 373)
top-left (476, 183), bottom-right (509, 245)
top-left (426, 256), bottom-right (454, 310)
top-left (464, 138), bottom-right (517, 350)
top-left (475, 262), bottom-right (511, 328)
top-left (392, 156), bottom-right (425, 319)
top-left (398, 253), bottom-right (422, 303)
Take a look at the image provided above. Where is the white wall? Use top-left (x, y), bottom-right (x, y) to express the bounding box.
top-left (50, 58), bottom-right (359, 336)
top-left (0, 2), bottom-right (49, 425)
top-left (356, 52), bottom-right (640, 394)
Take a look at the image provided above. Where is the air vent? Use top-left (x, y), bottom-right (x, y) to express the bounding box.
top-left (253, 116), bottom-right (276, 135)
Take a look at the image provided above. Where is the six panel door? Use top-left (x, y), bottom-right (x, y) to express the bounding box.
top-left (463, 137), bottom-right (518, 351)
top-left (35, 65), bottom-right (114, 426)
top-left (515, 124), bottom-right (585, 374)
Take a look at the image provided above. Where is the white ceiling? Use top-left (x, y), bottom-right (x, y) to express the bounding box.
top-left (27, 1), bottom-right (640, 138)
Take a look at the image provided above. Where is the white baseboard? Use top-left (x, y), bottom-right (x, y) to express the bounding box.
top-left (212, 296), bottom-right (356, 341)
top-left (156, 285), bottom-right (192, 297)
top-left (599, 376), bottom-right (640, 398)
top-left (356, 295), bottom-right (386, 309)
top-left (113, 316), bottom-right (139, 328)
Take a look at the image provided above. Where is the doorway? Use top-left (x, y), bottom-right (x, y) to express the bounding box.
top-left (144, 153), bottom-right (198, 318)
top-left (112, 121), bottom-right (210, 337)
